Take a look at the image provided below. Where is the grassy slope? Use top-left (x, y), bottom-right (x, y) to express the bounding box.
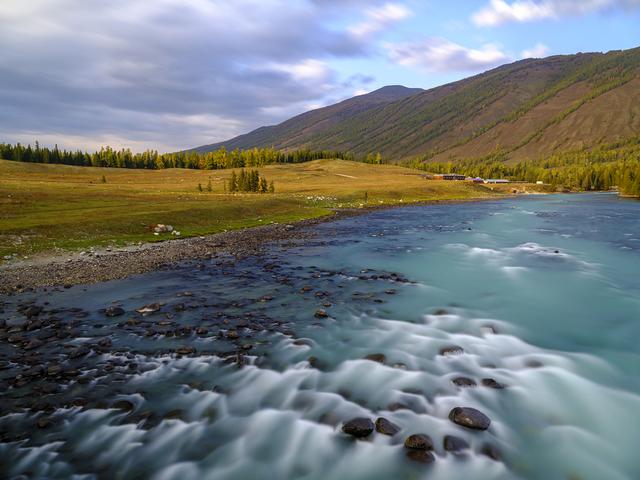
top-left (0, 159), bottom-right (510, 258)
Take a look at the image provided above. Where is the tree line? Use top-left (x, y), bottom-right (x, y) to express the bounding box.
top-left (411, 137), bottom-right (640, 197)
top-left (0, 142), bottom-right (385, 170)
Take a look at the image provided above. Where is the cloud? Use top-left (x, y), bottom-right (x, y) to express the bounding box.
top-left (349, 2), bottom-right (411, 37)
top-left (473, 0), bottom-right (640, 26)
top-left (521, 43), bottom-right (550, 58)
top-left (386, 38), bottom-right (510, 72)
top-left (0, 0), bottom-right (398, 151)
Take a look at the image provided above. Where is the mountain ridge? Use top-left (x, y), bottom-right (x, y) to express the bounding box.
top-left (193, 47), bottom-right (640, 162)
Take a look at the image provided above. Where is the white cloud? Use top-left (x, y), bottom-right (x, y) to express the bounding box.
top-left (521, 43), bottom-right (550, 58)
top-left (0, 0), bottom-right (382, 151)
top-left (349, 2), bottom-right (411, 37)
top-left (473, 0), bottom-right (640, 26)
top-left (386, 38), bottom-right (510, 73)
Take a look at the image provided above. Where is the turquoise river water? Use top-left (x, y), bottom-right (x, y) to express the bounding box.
top-left (1, 193), bottom-right (639, 479)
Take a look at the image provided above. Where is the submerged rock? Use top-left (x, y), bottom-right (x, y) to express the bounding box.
top-left (105, 306), bottom-right (125, 317)
top-left (439, 345), bottom-right (464, 356)
top-left (452, 377), bottom-right (477, 387)
top-left (136, 303), bottom-right (161, 315)
top-left (404, 434), bottom-right (433, 450)
top-left (314, 309), bottom-right (329, 319)
top-left (342, 417), bottom-right (374, 438)
top-left (375, 417), bottom-right (400, 436)
top-left (448, 407), bottom-right (491, 430)
top-left (481, 378), bottom-right (506, 389)
top-left (443, 435), bottom-right (470, 453)
top-left (406, 450), bottom-right (435, 464)
top-left (364, 353), bottom-right (386, 363)
top-left (481, 443), bottom-right (502, 461)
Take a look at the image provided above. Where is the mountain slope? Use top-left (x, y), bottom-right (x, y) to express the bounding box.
top-left (194, 47), bottom-right (640, 162)
top-left (191, 85), bottom-right (423, 153)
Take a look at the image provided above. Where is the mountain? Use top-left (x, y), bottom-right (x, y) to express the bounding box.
top-left (193, 47), bottom-right (640, 162)
top-left (190, 85), bottom-right (423, 153)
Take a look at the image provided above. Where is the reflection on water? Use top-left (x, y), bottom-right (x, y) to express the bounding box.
top-left (1, 193), bottom-right (639, 479)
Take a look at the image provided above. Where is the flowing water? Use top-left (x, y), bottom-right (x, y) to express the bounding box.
top-left (1, 193), bottom-right (639, 480)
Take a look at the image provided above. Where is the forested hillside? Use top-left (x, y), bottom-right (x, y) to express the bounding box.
top-left (191, 85), bottom-right (423, 154)
top-left (199, 47), bottom-right (640, 163)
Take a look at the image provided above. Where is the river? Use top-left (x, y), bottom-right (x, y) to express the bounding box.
top-left (1, 193), bottom-right (639, 479)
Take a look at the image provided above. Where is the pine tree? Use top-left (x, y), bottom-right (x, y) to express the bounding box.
top-left (197, 183), bottom-right (203, 192)
top-left (268, 181), bottom-right (275, 193)
top-left (101, 175), bottom-right (107, 183)
top-left (207, 179), bottom-right (212, 192)
top-left (229, 171), bottom-right (238, 192)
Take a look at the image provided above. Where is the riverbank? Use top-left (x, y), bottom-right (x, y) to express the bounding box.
top-left (0, 158), bottom-right (526, 260)
top-left (0, 197), bottom-right (507, 294)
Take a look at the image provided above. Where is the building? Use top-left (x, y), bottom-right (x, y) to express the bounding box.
top-left (484, 179), bottom-right (510, 184)
top-left (536, 181), bottom-right (544, 185)
top-left (433, 173), bottom-right (466, 181)
top-left (472, 177), bottom-right (484, 183)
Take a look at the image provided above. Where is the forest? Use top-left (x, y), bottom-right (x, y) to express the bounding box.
top-left (411, 137), bottom-right (640, 197)
top-left (0, 142), bottom-right (369, 170)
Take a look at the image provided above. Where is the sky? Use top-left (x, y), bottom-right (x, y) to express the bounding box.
top-left (0, 0), bottom-right (639, 153)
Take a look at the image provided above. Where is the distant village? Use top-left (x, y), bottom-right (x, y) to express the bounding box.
top-left (424, 173), bottom-right (544, 185)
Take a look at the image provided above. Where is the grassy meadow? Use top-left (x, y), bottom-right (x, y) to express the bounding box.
top-left (0, 158), bottom-right (511, 258)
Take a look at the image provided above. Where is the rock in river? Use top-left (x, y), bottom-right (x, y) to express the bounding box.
top-left (105, 306), bottom-right (125, 317)
top-left (448, 407), bottom-right (491, 430)
top-left (375, 417), bottom-right (400, 436)
top-left (481, 378), bottom-right (506, 389)
top-left (364, 353), bottom-right (386, 364)
top-left (443, 435), bottom-right (470, 453)
top-left (136, 303), bottom-right (161, 315)
top-left (439, 345), bottom-right (464, 356)
top-left (406, 450), bottom-right (435, 464)
top-left (452, 377), bottom-right (477, 387)
top-left (404, 434), bottom-right (433, 450)
top-left (342, 417), bottom-right (374, 438)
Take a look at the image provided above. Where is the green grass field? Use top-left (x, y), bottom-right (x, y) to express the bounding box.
top-left (0, 159), bottom-right (513, 258)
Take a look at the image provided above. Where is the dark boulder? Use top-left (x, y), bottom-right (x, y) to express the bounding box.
top-left (481, 443), bottom-right (501, 461)
top-left (448, 407), bottom-right (491, 430)
top-left (404, 434), bottom-right (433, 450)
top-left (481, 378), bottom-right (506, 389)
top-left (364, 353), bottom-right (386, 363)
top-left (105, 306), bottom-right (125, 317)
top-left (23, 305), bottom-right (43, 318)
top-left (406, 450), bottom-right (435, 464)
top-left (452, 377), bottom-right (477, 387)
top-left (342, 417), bottom-right (374, 438)
top-left (375, 417), bottom-right (400, 436)
top-left (443, 435), bottom-right (469, 453)
top-left (314, 309), bottom-right (329, 319)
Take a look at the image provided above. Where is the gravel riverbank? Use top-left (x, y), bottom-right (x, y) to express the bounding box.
top-left (0, 210), bottom-right (364, 295)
